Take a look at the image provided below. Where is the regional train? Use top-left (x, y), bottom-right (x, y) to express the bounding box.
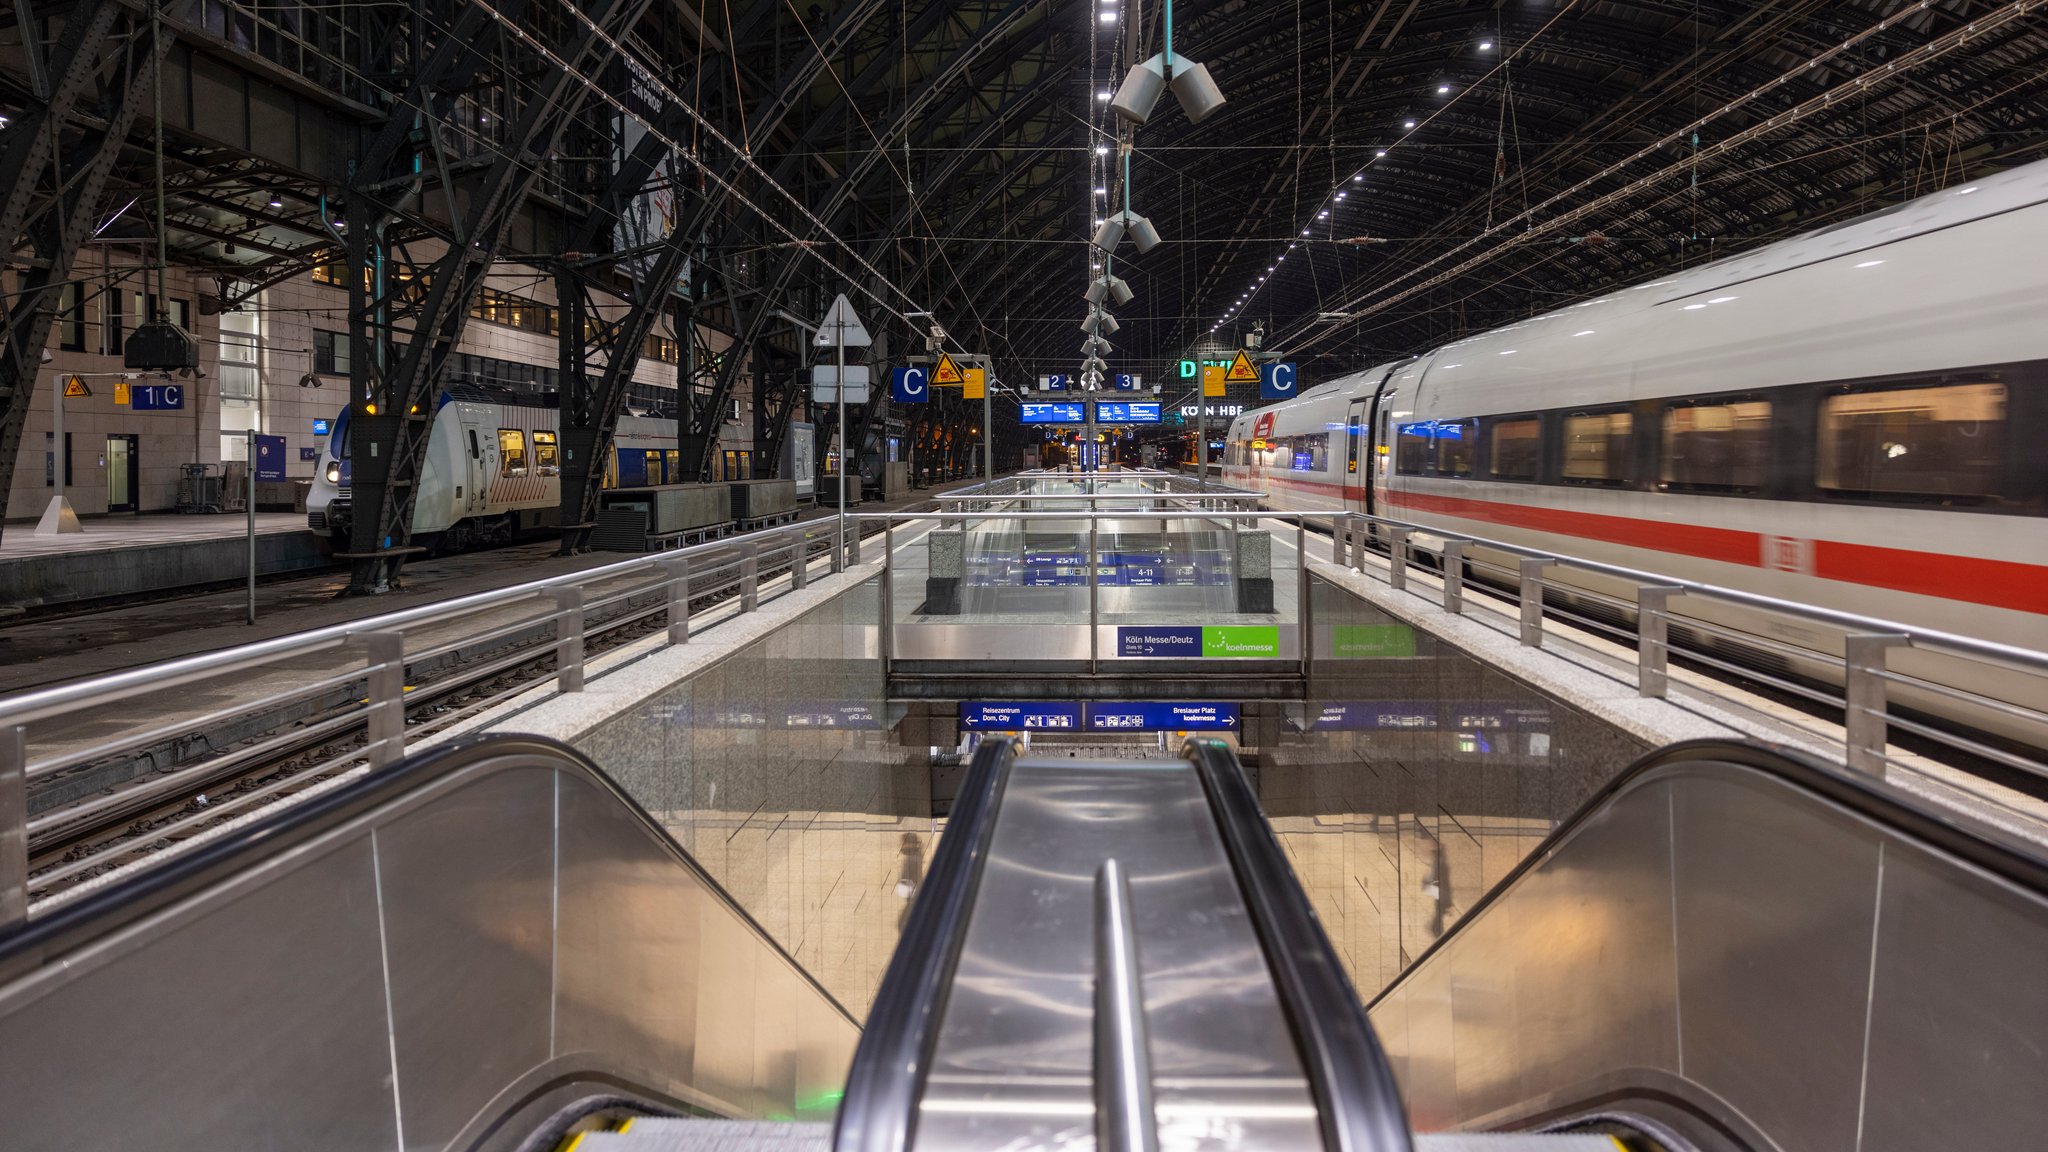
top-left (1225, 157), bottom-right (2048, 745)
top-left (307, 383), bottom-right (683, 551)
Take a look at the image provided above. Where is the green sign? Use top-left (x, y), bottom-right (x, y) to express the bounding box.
top-left (1203, 626), bottom-right (1281, 658)
top-left (1328, 624), bottom-right (1417, 659)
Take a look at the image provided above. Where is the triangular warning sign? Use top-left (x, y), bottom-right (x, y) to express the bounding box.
top-left (62, 376), bottom-right (91, 398)
top-left (1226, 350), bottom-right (1260, 383)
top-left (932, 353), bottom-right (964, 386)
top-left (813, 293), bottom-right (873, 348)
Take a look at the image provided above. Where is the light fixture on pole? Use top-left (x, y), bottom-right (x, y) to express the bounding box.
top-left (1110, 53), bottom-right (1228, 125)
top-left (1086, 273), bottom-right (1134, 307)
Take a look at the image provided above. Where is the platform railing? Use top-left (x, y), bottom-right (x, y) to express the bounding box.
top-left (0, 516), bottom-right (863, 928)
top-left (1325, 510), bottom-right (2048, 797)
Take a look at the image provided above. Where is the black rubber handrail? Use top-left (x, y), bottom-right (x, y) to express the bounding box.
top-left (0, 733), bottom-right (857, 1028)
top-left (1369, 737), bottom-right (2048, 1010)
top-left (832, 736), bottom-right (1018, 1152)
top-left (1184, 737), bottom-right (1416, 1152)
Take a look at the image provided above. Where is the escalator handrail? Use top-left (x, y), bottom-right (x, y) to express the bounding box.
top-left (832, 737), bottom-right (1019, 1152)
top-left (1184, 737), bottom-right (1416, 1152)
top-left (0, 733), bottom-right (857, 1029)
top-left (1369, 736), bottom-right (2048, 1011)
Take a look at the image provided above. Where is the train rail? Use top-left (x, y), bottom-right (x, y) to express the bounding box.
top-left (12, 512), bottom-right (920, 907)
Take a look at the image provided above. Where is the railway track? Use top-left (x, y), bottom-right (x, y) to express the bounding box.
top-left (22, 513), bottom-right (925, 905)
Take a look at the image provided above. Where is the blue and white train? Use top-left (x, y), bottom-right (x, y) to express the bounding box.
top-left (307, 384), bottom-right (682, 551)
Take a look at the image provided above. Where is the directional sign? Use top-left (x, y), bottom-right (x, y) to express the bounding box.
top-left (891, 366), bottom-right (929, 403)
top-left (62, 376), bottom-right (90, 398)
top-left (963, 367), bottom-right (985, 400)
top-left (932, 353), bottom-right (964, 386)
top-left (814, 293), bottom-right (872, 347)
top-left (810, 365), bottom-right (871, 403)
top-left (1226, 349), bottom-right (1260, 383)
top-left (1040, 374), bottom-right (1072, 391)
top-left (1021, 402), bottom-right (1086, 425)
top-left (1260, 361), bottom-right (1298, 400)
top-left (1201, 364), bottom-right (1226, 397)
top-left (1095, 401), bottom-right (1161, 424)
top-left (1086, 702), bottom-right (1240, 732)
top-left (960, 701), bottom-right (1082, 731)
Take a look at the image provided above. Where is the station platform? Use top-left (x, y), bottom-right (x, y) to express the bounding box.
top-left (0, 511), bottom-right (331, 612)
top-left (3, 470), bottom-right (2047, 1151)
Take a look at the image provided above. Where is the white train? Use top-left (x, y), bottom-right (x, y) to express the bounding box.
top-left (307, 384), bottom-right (683, 551)
top-left (1225, 158), bottom-right (2048, 745)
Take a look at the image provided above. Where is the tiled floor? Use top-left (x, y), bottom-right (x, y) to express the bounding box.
top-left (0, 512), bottom-right (310, 558)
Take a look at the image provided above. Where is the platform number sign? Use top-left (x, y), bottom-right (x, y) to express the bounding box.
top-left (131, 383), bottom-right (184, 410)
top-left (892, 366), bottom-right (929, 403)
top-left (1259, 361), bottom-right (1298, 400)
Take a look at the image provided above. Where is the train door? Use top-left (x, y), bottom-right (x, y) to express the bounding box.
top-left (105, 434), bottom-right (138, 512)
top-left (1342, 400), bottom-right (1369, 512)
top-left (464, 426), bottom-right (489, 514)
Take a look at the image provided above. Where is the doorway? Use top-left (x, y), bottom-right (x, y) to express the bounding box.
top-left (106, 434), bottom-right (138, 512)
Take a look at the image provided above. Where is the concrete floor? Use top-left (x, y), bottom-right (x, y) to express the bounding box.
top-left (0, 512), bottom-right (310, 557)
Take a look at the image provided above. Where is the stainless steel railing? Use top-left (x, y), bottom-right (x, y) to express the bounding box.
top-left (0, 516), bottom-right (861, 926)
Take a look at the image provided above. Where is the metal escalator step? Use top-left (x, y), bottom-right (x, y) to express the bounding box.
top-left (571, 1119), bottom-right (831, 1151)
top-left (1415, 1135), bottom-right (1628, 1151)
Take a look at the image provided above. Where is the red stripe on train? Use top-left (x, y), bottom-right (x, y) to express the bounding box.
top-left (1240, 472), bottom-right (2048, 617)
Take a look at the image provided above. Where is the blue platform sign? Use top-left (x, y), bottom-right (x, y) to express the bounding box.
top-left (254, 434), bottom-right (287, 481)
top-left (130, 383), bottom-right (184, 410)
top-left (1086, 702), bottom-right (1239, 732)
top-left (1021, 402), bottom-right (1086, 425)
top-left (1041, 374), bottom-right (1073, 391)
top-left (1117, 626), bottom-right (1203, 657)
top-left (960, 701), bottom-right (1083, 731)
top-left (891, 366), bottom-right (929, 403)
top-left (1114, 373), bottom-right (1142, 391)
top-left (1095, 401), bottom-right (1161, 424)
top-left (1259, 361), bottom-right (1298, 400)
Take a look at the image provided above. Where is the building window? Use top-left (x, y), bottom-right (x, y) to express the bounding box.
top-left (1817, 382), bottom-right (2006, 501)
top-left (471, 287), bottom-right (558, 335)
top-left (1487, 417), bottom-right (1541, 480)
top-left (58, 282), bottom-right (86, 351)
top-left (497, 429), bottom-right (528, 477)
top-left (1662, 399), bottom-right (1771, 492)
top-left (532, 430), bottom-right (559, 475)
top-left (313, 329), bottom-right (351, 376)
top-left (310, 262), bottom-right (347, 286)
top-left (1561, 410), bottom-right (1634, 484)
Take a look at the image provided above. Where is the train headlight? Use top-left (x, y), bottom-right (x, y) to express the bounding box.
top-left (325, 461), bottom-right (341, 484)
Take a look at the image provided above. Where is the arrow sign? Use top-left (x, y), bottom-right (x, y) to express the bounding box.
top-left (892, 366), bottom-right (928, 403)
top-left (814, 293), bottom-right (872, 347)
top-left (1226, 349), bottom-right (1260, 383)
top-left (1259, 361), bottom-right (1298, 400)
top-left (932, 353), bottom-right (964, 386)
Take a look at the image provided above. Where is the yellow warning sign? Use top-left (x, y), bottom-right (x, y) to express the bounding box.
top-left (1226, 350), bottom-right (1260, 383)
top-left (963, 367), bottom-right (985, 399)
top-left (62, 375), bottom-right (91, 398)
top-left (932, 353), bottom-right (964, 386)
top-left (114, 380), bottom-right (131, 405)
top-left (1201, 364), bottom-right (1226, 397)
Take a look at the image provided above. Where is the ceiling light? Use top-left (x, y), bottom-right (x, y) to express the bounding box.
top-left (1098, 10), bottom-right (1115, 21)
top-left (1096, 144), bottom-right (1110, 155)
top-left (268, 192), bottom-right (283, 209)
top-left (1336, 192), bottom-right (1346, 200)
top-left (1373, 152), bottom-right (1385, 159)
top-left (1317, 211), bottom-right (1329, 219)
top-left (1479, 40), bottom-right (1493, 50)
top-left (1097, 90), bottom-right (1112, 101)
top-left (1403, 119), bottom-right (1416, 129)
top-left (1437, 85), bottom-right (1450, 94)
top-left (1301, 229), bottom-right (1310, 236)
top-left (1094, 187), bottom-right (1107, 195)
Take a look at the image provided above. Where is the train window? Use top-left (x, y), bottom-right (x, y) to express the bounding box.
top-left (497, 429), bottom-right (528, 478)
top-left (1396, 423), bottom-right (1432, 474)
top-left (1561, 410), bottom-right (1634, 484)
top-left (1817, 382), bottom-right (2006, 500)
top-left (1292, 433), bottom-right (1327, 471)
top-left (665, 450), bottom-right (681, 482)
top-left (467, 429), bottom-right (480, 459)
top-left (1434, 420), bottom-right (1475, 477)
top-left (1488, 417), bottom-right (1541, 480)
top-left (1662, 400), bottom-right (1770, 492)
top-left (532, 431), bottom-right (559, 475)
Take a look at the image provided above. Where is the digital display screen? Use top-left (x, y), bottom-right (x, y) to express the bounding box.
top-left (1021, 402), bottom-right (1087, 425)
top-left (1094, 401), bottom-right (1161, 424)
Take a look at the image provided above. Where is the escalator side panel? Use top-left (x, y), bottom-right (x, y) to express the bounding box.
top-left (1370, 750), bottom-right (2048, 1150)
top-left (0, 741), bottom-right (861, 1151)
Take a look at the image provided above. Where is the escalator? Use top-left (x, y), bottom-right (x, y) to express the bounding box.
top-left (2, 732), bottom-right (2042, 1151)
top-left (1368, 740), bottom-right (2048, 1151)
